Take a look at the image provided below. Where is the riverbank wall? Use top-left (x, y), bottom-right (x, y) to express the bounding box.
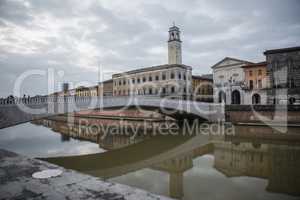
top-left (225, 105), bottom-right (300, 124)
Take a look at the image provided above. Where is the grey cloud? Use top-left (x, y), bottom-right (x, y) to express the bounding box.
top-left (0, 0), bottom-right (300, 97)
top-left (0, 0), bottom-right (33, 26)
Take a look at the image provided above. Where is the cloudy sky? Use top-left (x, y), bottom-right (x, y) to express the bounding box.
top-left (0, 0), bottom-right (300, 97)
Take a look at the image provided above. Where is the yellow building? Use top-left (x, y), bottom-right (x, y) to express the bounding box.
top-left (75, 86), bottom-right (98, 97)
top-left (192, 74), bottom-right (213, 102)
top-left (242, 62), bottom-right (270, 104)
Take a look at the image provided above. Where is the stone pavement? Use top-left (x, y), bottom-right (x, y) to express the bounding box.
top-left (0, 149), bottom-right (173, 200)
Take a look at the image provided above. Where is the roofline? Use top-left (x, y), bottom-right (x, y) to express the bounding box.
top-left (264, 46), bottom-right (300, 55)
top-left (112, 64), bottom-right (192, 78)
top-left (211, 57), bottom-right (253, 69)
top-left (169, 26), bottom-right (180, 31)
top-left (101, 79), bottom-right (113, 84)
top-left (242, 61), bottom-right (267, 68)
top-left (192, 75), bottom-right (213, 81)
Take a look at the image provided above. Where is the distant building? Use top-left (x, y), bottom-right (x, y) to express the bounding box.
top-left (264, 46), bottom-right (300, 104)
top-left (242, 62), bottom-right (270, 104)
top-left (211, 57), bottom-right (253, 104)
top-left (75, 86), bottom-right (98, 97)
top-left (192, 74), bottom-right (213, 102)
top-left (98, 79), bottom-right (113, 97)
top-left (112, 25), bottom-right (192, 99)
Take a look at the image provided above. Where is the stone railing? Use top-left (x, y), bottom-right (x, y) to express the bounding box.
top-left (0, 96), bottom-right (224, 128)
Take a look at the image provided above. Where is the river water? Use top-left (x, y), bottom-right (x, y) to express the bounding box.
top-left (0, 116), bottom-right (299, 200)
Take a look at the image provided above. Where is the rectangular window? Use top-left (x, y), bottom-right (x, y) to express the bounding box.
top-left (162, 74), bottom-right (166, 80)
top-left (171, 72), bottom-right (175, 79)
top-left (178, 73), bottom-right (181, 79)
top-left (258, 69), bottom-right (262, 76)
top-left (258, 80), bottom-right (262, 88)
top-left (249, 80), bottom-right (254, 89)
top-left (249, 70), bottom-right (253, 76)
top-left (149, 88), bottom-right (152, 95)
top-left (156, 75), bottom-right (159, 81)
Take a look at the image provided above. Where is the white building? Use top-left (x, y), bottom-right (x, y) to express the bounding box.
top-left (211, 57), bottom-right (253, 104)
top-left (112, 25), bottom-right (192, 99)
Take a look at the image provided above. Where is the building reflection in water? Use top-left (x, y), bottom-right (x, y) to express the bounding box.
top-left (34, 117), bottom-right (300, 199)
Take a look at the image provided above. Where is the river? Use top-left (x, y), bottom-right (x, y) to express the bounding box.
top-left (0, 116), bottom-right (299, 200)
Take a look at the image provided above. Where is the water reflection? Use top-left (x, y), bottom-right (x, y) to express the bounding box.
top-left (0, 122), bottom-right (104, 157)
top-left (1, 115), bottom-right (300, 200)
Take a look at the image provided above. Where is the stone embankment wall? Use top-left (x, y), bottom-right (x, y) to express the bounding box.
top-left (225, 105), bottom-right (300, 124)
top-left (0, 149), bottom-right (174, 200)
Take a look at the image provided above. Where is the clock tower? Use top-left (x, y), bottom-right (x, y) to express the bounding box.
top-left (168, 24), bottom-right (182, 64)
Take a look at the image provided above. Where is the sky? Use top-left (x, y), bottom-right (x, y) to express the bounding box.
top-left (0, 0), bottom-right (300, 97)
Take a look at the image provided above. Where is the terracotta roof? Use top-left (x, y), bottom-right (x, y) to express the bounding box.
top-left (264, 46), bottom-right (300, 55)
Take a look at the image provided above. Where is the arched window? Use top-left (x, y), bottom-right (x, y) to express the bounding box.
top-left (252, 94), bottom-right (261, 105)
top-left (289, 77), bottom-right (295, 88)
top-left (231, 90), bottom-right (241, 104)
top-left (289, 97), bottom-right (296, 105)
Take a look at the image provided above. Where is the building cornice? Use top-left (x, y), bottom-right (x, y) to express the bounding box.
top-left (112, 64), bottom-right (192, 78)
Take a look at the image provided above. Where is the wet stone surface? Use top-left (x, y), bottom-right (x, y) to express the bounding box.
top-left (0, 149), bottom-right (173, 200)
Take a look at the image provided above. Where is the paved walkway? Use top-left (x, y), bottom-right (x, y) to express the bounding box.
top-left (0, 149), bottom-right (173, 200)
